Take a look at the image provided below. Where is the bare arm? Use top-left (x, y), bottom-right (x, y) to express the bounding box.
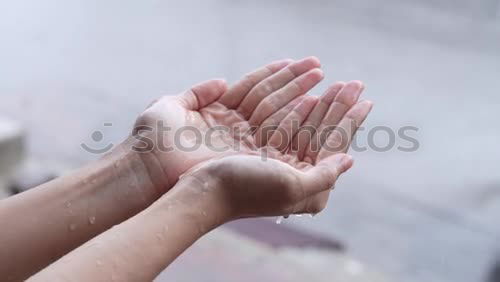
top-left (0, 139), bottom-right (167, 281)
top-left (28, 94), bottom-right (372, 281)
top-left (0, 57), bottom-right (319, 280)
top-left (28, 176), bottom-right (224, 282)
top-left (27, 153), bottom-right (354, 281)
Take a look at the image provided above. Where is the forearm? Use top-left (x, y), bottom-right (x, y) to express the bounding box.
top-left (28, 176), bottom-right (225, 281)
top-left (0, 138), bottom-right (168, 281)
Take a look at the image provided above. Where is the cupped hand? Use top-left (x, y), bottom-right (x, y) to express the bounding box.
top-left (185, 154), bottom-right (353, 220)
top-left (181, 81), bottom-right (373, 218)
top-left (132, 57), bottom-right (324, 191)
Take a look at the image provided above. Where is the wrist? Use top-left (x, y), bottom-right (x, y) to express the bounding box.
top-left (153, 171), bottom-right (230, 231)
top-left (103, 137), bottom-right (170, 198)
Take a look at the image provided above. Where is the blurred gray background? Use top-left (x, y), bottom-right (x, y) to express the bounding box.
top-left (1, 0), bottom-right (500, 281)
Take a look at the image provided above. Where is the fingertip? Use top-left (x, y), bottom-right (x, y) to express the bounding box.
top-left (358, 99), bottom-right (374, 112)
top-left (364, 99), bottom-right (374, 108)
top-left (349, 80), bottom-right (364, 89)
top-left (335, 81), bottom-right (364, 105)
top-left (208, 78), bottom-right (228, 92)
top-left (311, 68), bottom-right (324, 79)
top-left (341, 154), bottom-right (354, 172)
top-left (306, 56), bottom-right (321, 68)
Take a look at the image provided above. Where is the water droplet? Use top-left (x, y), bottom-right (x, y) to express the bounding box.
top-left (198, 226), bottom-right (206, 234)
top-left (88, 216), bottom-right (96, 225)
top-left (66, 202), bottom-right (72, 208)
top-left (275, 216), bottom-right (284, 224)
top-left (201, 211), bottom-right (207, 217)
top-left (69, 223), bottom-right (77, 231)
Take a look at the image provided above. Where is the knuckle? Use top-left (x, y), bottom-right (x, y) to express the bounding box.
top-left (259, 80), bottom-right (274, 95)
top-left (260, 97), bottom-right (279, 115)
top-left (241, 73), bottom-right (258, 90)
top-left (290, 79), bottom-right (304, 93)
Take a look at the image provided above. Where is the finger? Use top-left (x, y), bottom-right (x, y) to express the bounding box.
top-left (300, 154), bottom-right (353, 197)
top-left (303, 80), bottom-right (364, 163)
top-left (248, 68), bottom-right (323, 126)
top-left (291, 82), bottom-right (345, 159)
top-left (253, 96), bottom-right (305, 147)
top-left (218, 59), bottom-right (293, 109)
top-left (181, 79), bottom-right (228, 110)
top-left (317, 100), bottom-right (373, 161)
top-left (267, 96), bottom-right (317, 152)
top-left (294, 154), bottom-right (354, 214)
top-left (237, 56), bottom-right (321, 119)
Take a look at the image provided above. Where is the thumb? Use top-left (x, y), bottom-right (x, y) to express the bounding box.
top-left (303, 153), bottom-right (354, 196)
top-left (181, 79), bottom-right (228, 110)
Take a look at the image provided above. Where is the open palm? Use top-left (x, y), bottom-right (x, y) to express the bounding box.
top-left (133, 57), bottom-right (325, 188)
top-left (186, 79), bottom-right (373, 217)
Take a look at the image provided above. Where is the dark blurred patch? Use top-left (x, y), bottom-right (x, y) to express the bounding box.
top-left (9, 166), bottom-right (57, 195)
top-left (224, 218), bottom-right (344, 252)
top-left (489, 257), bottom-right (500, 282)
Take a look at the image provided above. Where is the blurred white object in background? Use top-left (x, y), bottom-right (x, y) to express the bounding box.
top-left (0, 117), bottom-right (24, 199)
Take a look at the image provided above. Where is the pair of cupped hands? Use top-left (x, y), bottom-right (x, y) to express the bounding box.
top-left (129, 56), bottom-right (372, 222)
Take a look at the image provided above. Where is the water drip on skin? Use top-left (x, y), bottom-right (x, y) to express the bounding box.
top-left (155, 233), bottom-right (163, 241)
top-left (88, 216), bottom-right (96, 225)
top-left (69, 223), bottom-right (77, 231)
top-left (276, 214), bottom-right (316, 224)
top-left (66, 202), bottom-right (72, 208)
